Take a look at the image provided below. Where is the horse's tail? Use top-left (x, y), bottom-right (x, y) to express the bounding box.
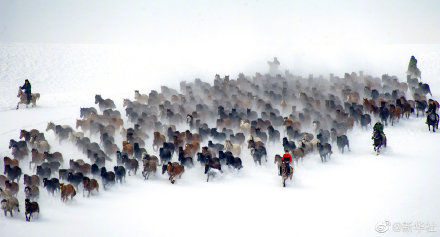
top-left (34, 94), bottom-right (40, 101)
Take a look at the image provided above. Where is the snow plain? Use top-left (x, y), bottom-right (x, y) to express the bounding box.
top-left (0, 43), bottom-right (439, 237)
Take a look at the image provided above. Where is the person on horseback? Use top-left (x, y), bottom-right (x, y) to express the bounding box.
top-left (427, 99), bottom-right (438, 113)
top-left (268, 57), bottom-right (280, 75)
top-left (279, 151), bottom-right (292, 176)
top-left (407, 55), bottom-right (421, 78)
top-left (426, 99), bottom-right (439, 126)
top-left (20, 79), bottom-right (32, 104)
top-left (372, 122), bottom-right (384, 139)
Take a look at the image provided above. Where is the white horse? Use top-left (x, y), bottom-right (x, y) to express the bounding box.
top-left (17, 87), bottom-right (40, 109)
top-left (240, 120), bottom-right (251, 135)
top-left (225, 140), bottom-right (241, 157)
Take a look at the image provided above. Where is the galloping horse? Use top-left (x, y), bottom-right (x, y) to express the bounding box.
top-left (427, 112), bottom-right (439, 132)
top-left (280, 163), bottom-right (293, 187)
top-left (373, 130), bottom-right (387, 155)
top-left (17, 87), bottom-right (40, 109)
top-left (162, 162), bottom-right (184, 184)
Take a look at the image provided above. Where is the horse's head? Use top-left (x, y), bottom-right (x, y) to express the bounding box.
top-left (95, 95), bottom-right (101, 104)
top-left (8, 139), bottom-right (16, 149)
top-left (46, 122), bottom-right (55, 131)
top-left (19, 130), bottom-right (27, 139)
top-left (17, 88), bottom-right (20, 96)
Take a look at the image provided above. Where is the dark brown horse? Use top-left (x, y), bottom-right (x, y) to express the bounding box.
top-left (82, 177), bottom-right (99, 197)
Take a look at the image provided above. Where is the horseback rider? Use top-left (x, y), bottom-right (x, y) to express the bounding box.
top-left (372, 122), bottom-right (384, 139)
top-left (20, 79), bottom-right (32, 104)
top-left (268, 57), bottom-right (280, 75)
top-left (426, 99), bottom-right (439, 125)
top-left (279, 151), bottom-right (292, 176)
top-left (407, 55), bottom-right (420, 78)
top-left (427, 99), bottom-right (438, 113)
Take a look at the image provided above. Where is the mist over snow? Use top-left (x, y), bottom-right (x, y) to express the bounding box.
top-left (1, 1), bottom-right (440, 237)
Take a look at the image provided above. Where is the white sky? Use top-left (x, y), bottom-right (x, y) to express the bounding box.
top-left (1, 0), bottom-right (439, 44)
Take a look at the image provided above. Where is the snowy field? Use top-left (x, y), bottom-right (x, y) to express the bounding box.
top-left (0, 42), bottom-right (440, 237)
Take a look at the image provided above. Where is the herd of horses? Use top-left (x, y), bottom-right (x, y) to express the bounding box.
top-left (2, 64), bottom-right (436, 221)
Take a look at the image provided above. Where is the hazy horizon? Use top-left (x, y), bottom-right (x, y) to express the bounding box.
top-left (1, 0), bottom-right (439, 45)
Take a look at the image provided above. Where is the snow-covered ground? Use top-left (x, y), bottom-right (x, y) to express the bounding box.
top-left (0, 43), bottom-right (440, 237)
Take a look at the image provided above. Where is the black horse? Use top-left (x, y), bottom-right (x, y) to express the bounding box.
top-left (427, 112), bottom-right (439, 132)
top-left (372, 130), bottom-right (387, 155)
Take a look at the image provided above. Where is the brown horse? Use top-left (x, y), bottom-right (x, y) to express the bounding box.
top-left (60, 183), bottom-right (76, 202)
top-left (23, 174), bottom-right (40, 187)
top-left (76, 118), bottom-right (94, 132)
top-left (291, 148), bottom-right (305, 163)
top-left (3, 157), bottom-right (19, 169)
top-left (17, 87), bottom-right (40, 109)
top-left (0, 175), bottom-right (7, 189)
top-left (153, 132), bottom-right (166, 151)
top-left (108, 117), bottom-right (124, 129)
top-left (281, 164), bottom-right (293, 187)
top-left (19, 129), bottom-right (40, 143)
top-left (142, 159), bottom-right (159, 180)
top-left (162, 162), bottom-right (184, 184)
top-left (363, 98), bottom-right (376, 113)
top-left (82, 177), bottom-right (99, 197)
top-left (122, 141), bottom-right (134, 156)
top-left (30, 149), bottom-right (44, 169)
top-left (247, 136), bottom-right (265, 149)
top-left (389, 105), bottom-right (402, 126)
top-left (5, 180), bottom-right (19, 196)
top-left (184, 141), bottom-right (200, 158)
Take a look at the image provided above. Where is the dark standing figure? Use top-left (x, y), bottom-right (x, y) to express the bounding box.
top-left (20, 79), bottom-right (32, 104)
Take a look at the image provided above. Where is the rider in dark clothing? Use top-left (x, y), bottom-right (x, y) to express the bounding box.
top-left (20, 79), bottom-right (32, 104)
top-left (426, 99), bottom-right (439, 125)
top-left (427, 99), bottom-right (437, 114)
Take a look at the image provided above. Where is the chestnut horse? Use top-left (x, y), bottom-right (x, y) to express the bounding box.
top-left (153, 132), bottom-right (166, 151)
top-left (59, 183), bottom-right (76, 202)
top-left (162, 162), bottom-right (184, 184)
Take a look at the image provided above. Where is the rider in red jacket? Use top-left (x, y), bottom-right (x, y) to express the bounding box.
top-left (279, 151), bottom-right (292, 175)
